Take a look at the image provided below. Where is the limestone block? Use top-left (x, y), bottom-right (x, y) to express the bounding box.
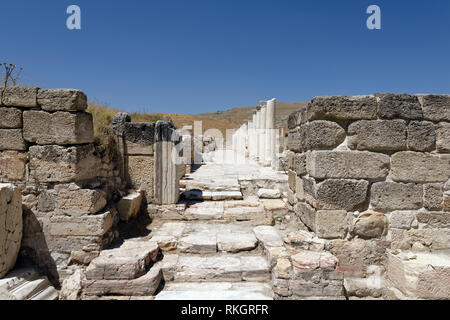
top-left (315, 210), bottom-right (348, 239)
top-left (407, 229), bottom-right (450, 250)
top-left (217, 233), bottom-right (258, 253)
top-left (288, 170), bottom-right (296, 191)
top-left (371, 182), bottom-right (423, 211)
top-left (23, 111), bottom-right (94, 145)
top-left (60, 269), bottom-right (82, 300)
top-left (445, 194), bottom-right (450, 212)
top-left (304, 177), bottom-right (369, 211)
top-left (0, 151), bottom-right (27, 181)
top-left (376, 93), bottom-right (423, 120)
top-left (288, 107), bottom-right (307, 129)
top-left (307, 151), bottom-right (390, 181)
top-left (407, 121), bottom-right (436, 152)
top-left (307, 96), bottom-right (377, 121)
top-left (389, 211), bottom-right (418, 230)
top-left (82, 266), bottom-right (162, 296)
top-left (419, 94), bottom-right (450, 122)
top-left (387, 251), bottom-right (450, 299)
top-left (178, 233), bottom-right (217, 254)
top-left (37, 89), bottom-right (87, 112)
top-left (54, 184), bottom-right (107, 216)
top-left (49, 211), bottom-right (113, 237)
top-left (348, 120), bottom-right (407, 151)
top-left (29, 145), bottom-right (101, 183)
top-left (118, 191), bottom-right (143, 221)
top-left (291, 250), bottom-right (338, 271)
top-left (423, 183), bottom-right (443, 211)
top-left (2, 86), bottom-right (38, 108)
top-left (253, 226), bottom-right (283, 247)
top-left (0, 184), bottom-right (23, 278)
top-left (298, 121), bottom-right (346, 151)
top-left (85, 241), bottom-right (159, 280)
top-left (287, 129), bottom-right (302, 152)
top-left (295, 175), bottom-right (304, 201)
top-left (391, 152), bottom-right (450, 183)
top-left (294, 202), bottom-right (316, 231)
top-left (127, 156), bottom-right (154, 201)
top-left (260, 199), bottom-right (288, 217)
top-left (0, 129), bottom-right (27, 151)
top-left (286, 151), bottom-right (295, 170)
top-left (416, 211), bottom-right (450, 229)
top-left (436, 122), bottom-right (450, 153)
top-left (294, 153), bottom-right (307, 176)
top-left (351, 211), bottom-right (387, 238)
top-left (257, 188), bottom-right (281, 199)
top-left (123, 122), bottom-right (155, 147)
top-left (0, 107), bottom-right (22, 128)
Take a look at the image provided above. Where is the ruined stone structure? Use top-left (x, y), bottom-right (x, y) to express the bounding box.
top-left (286, 94), bottom-right (450, 299)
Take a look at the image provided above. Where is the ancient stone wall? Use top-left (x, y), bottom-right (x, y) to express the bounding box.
top-left (0, 87), bottom-right (123, 285)
top-left (287, 94), bottom-right (450, 299)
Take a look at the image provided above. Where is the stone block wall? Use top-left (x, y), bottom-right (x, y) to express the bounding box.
top-left (0, 87), bottom-right (123, 285)
top-left (287, 94), bottom-right (450, 299)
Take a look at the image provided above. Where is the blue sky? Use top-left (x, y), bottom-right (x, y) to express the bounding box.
top-left (1, 0), bottom-right (450, 113)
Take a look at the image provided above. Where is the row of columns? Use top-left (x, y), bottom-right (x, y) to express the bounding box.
top-left (232, 98), bottom-right (278, 167)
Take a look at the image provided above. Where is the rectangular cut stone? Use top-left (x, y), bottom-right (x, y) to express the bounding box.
top-left (0, 108), bottom-right (22, 128)
top-left (295, 153), bottom-right (307, 176)
top-left (376, 93), bottom-right (423, 120)
top-left (307, 96), bottom-right (377, 121)
top-left (54, 184), bottom-right (107, 216)
top-left (49, 211), bottom-right (113, 236)
top-left (288, 170), bottom-right (296, 191)
top-left (37, 89), bottom-right (87, 111)
top-left (23, 111), bottom-right (93, 145)
top-left (0, 129), bottom-right (27, 151)
top-left (304, 177), bottom-right (369, 211)
top-left (294, 202), bottom-right (316, 231)
top-left (389, 211), bottom-right (418, 230)
top-left (297, 121), bottom-right (346, 151)
top-left (407, 121), bottom-right (436, 152)
top-left (407, 229), bottom-right (450, 250)
top-left (0, 151), bottom-right (26, 181)
top-left (29, 145), bottom-right (101, 183)
top-left (371, 182), bottom-right (423, 211)
top-left (436, 122), bottom-right (450, 153)
top-left (127, 156), bottom-right (154, 201)
top-left (419, 94), bottom-right (450, 122)
top-left (423, 183), bottom-right (443, 211)
top-left (287, 129), bottom-right (302, 152)
top-left (307, 151), bottom-right (390, 180)
top-left (315, 210), bottom-right (348, 239)
top-left (2, 87), bottom-right (38, 108)
top-left (347, 120), bottom-right (407, 151)
top-left (416, 212), bottom-right (450, 229)
top-left (391, 152), bottom-right (450, 183)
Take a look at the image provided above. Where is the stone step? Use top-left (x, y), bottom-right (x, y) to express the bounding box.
top-left (182, 179), bottom-right (241, 192)
top-left (182, 190), bottom-right (243, 201)
top-left (160, 254), bottom-right (271, 283)
top-left (85, 240), bottom-right (160, 280)
top-left (0, 268), bottom-right (58, 300)
top-left (155, 282), bottom-right (273, 300)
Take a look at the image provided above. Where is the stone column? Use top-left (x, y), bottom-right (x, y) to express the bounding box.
top-left (251, 113), bottom-right (257, 160)
top-left (255, 110), bottom-right (261, 161)
top-left (154, 121), bottom-right (180, 205)
top-left (265, 98), bottom-right (276, 165)
top-left (248, 120), bottom-right (253, 159)
top-left (259, 103), bottom-right (267, 165)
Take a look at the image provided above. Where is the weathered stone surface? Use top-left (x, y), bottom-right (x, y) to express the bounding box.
top-left (253, 226), bottom-right (283, 247)
top-left (23, 111), bottom-right (94, 145)
top-left (344, 277), bottom-right (385, 298)
top-left (0, 129), bottom-right (27, 151)
top-left (315, 210), bottom-right (348, 239)
top-left (0, 268), bottom-right (58, 300)
top-left (436, 122), bottom-right (450, 153)
top-left (424, 183), bottom-right (443, 211)
top-left (185, 201), bottom-right (224, 220)
top-left (416, 212), bottom-right (450, 229)
top-left (445, 194), bottom-right (450, 212)
top-left (111, 112), bottom-right (131, 136)
top-left (2, 87), bottom-right (38, 108)
top-left (389, 211), bottom-right (418, 230)
top-left (29, 145), bottom-right (101, 183)
top-left (178, 233), bottom-right (217, 254)
top-left (291, 250), bottom-right (338, 271)
top-left (288, 170), bottom-right (296, 191)
top-left (371, 182), bottom-right (423, 211)
top-left (217, 233), bottom-right (258, 253)
top-left (419, 94), bottom-right (450, 122)
top-left (37, 89), bottom-right (87, 112)
top-left (294, 153), bottom-right (307, 176)
top-left (304, 177), bottom-right (369, 211)
top-left (287, 129), bottom-right (302, 152)
top-left (0, 151), bottom-right (27, 181)
top-left (0, 107), bottom-right (22, 128)
top-left (307, 96), bottom-right (377, 121)
top-left (54, 184), bottom-right (107, 216)
top-left (294, 202), bottom-right (316, 231)
top-left (307, 151), bottom-right (390, 181)
top-left (0, 184), bottom-right (23, 278)
top-left (348, 120), bottom-right (407, 151)
top-left (407, 229), bottom-right (450, 250)
top-left (376, 93), bottom-right (423, 120)
top-left (123, 122), bottom-right (155, 146)
top-left (60, 269), bottom-right (82, 300)
top-left (387, 251), bottom-right (450, 299)
top-left (118, 191), bottom-right (143, 221)
top-left (260, 199), bottom-right (288, 218)
top-left (257, 188), bottom-right (281, 199)
top-left (407, 121), bottom-right (436, 152)
top-left (85, 241), bottom-right (159, 280)
top-left (288, 107), bottom-right (307, 129)
top-left (127, 156), bottom-right (154, 200)
top-left (391, 152), bottom-right (450, 183)
top-left (352, 211), bottom-right (388, 238)
top-left (82, 266), bottom-right (162, 296)
top-left (49, 211), bottom-right (113, 237)
top-left (297, 121), bottom-right (346, 151)
top-left (295, 176), bottom-right (304, 201)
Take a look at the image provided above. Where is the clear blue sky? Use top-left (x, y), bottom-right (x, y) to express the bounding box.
top-left (1, 0), bottom-right (450, 113)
